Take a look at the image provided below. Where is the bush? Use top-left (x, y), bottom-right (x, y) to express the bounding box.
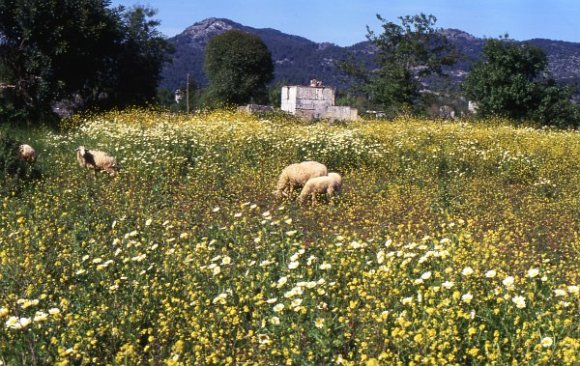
top-left (0, 134), bottom-right (25, 175)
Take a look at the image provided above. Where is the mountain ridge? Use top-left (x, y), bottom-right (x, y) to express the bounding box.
top-left (160, 18), bottom-right (580, 97)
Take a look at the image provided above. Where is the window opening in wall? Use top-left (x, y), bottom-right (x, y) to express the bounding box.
top-left (315, 88), bottom-right (323, 100)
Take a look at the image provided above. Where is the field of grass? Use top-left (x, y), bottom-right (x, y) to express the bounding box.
top-left (1, 109), bottom-right (578, 365)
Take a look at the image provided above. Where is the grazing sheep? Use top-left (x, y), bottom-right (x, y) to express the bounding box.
top-left (18, 144), bottom-right (37, 163)
top-left (76, 145), bottom-right (119, 176)
top-left (276, 161), bottom-right (328, 198)
top-left (299, 172), bottom-right (342, 204)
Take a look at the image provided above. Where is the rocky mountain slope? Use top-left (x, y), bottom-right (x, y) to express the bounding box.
top-left (160, 18), bottom-right (580, 95)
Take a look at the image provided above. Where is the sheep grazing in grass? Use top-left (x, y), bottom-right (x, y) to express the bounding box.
top-left (76, 145), bottom-right (119, 177)
top-left (18, 144), bottom-right (37, 163)
top-left (299, 172), bottom-right (342, 204)
top-left (275, 161), bottom-right (328, 198)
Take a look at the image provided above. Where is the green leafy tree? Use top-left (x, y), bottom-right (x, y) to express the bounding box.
top-left (204, 30), bottom-right (273, 106)
top-left (268, 80), bottom-right (288, 108)
top-left (531, 80), bottom-right (579, 127)
top-left (463, 37), bottom-right (546, 120)
top-left (342, 13), bottom-right (457, 117)
top-left (111, 5), bottom-right (174, 107)
top-left (0, 0), bottom-right (113, 120)
top-left (463, 36), bottom-right (579, 127)
top-left (0, 0), bottom-right (171, 122)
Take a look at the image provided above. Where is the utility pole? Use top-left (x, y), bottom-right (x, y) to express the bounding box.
top-left (186, 73), bottom-right (190, 114)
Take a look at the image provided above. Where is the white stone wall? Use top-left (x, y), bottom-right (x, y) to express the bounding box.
top-left (468, 100), bottom-right (479, 114)
top-left (281, 84), bottom-right (358, 121)
top-left (324, 106), bottom-right (359, 121)
top-left (281, 86), bottom-right (297, 114)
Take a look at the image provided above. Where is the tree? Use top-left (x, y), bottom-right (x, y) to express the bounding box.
top-left (462, 36), bottom-right (579, 127)
top-left (0, 0), bottom-right (113, 120)
top-left (111, 5), bottom-right (174, 107)
top-left (341, 13), bottom-right (457, 117)
top-left (531, 80), bottom-right (579, 128)
top-left (462, 37), bottom-right (546, 120)
top-left (0, 0), bottom-right (171, 122)
top-left (268, 80), bottom-right (288, 108)
top-left (204, 30), bottom-right (273, 106)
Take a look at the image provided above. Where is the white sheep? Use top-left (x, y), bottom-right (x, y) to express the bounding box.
top-left (299, 172), bottom-right (342, 204)
top-left (275, 161), bottom-right (328, 198)
top-left (76, 145), bottom-right (119, 177)
top-left (18, 144), bottom-right (37, 163)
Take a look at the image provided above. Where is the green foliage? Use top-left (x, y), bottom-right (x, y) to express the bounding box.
top-left (342, 13), bottom-right (457, 117)
top-left (156, 88), bottom-right (175, 106)
top-left (268, 80), bottom-right (286, 108)
top-left (0, 1), bottom-right (171, 122)
top-left (204, 30), bottom-right (274, 106)
top-left (0, 134), bottom-right (24, 176)
top-left (463, 37), bottom-right (579, 128)
top-left (157, 77), bottom-right (199, 112)
top-left (463, 38), bottom-right (546, 120)
top-left (0, 0), bottom-right (116, 120)
top-left (111, 6), bottom-right (174, 108)
top-left (530, 80), bottom-right (580, 128)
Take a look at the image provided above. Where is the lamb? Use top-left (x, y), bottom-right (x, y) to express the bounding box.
top-left (18, 144), bottom-right (37, 163)
top-left (299, 172), bottom-right (342, 204)
top-left (76, 145), bottom-right (119, 176)
top-left (275, 161), bottom-right (328, 198)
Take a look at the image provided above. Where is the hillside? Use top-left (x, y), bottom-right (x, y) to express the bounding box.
top-left (161, 18), bottom-right (580, 96)
top-left (162, 18), bottom-right (352, 92)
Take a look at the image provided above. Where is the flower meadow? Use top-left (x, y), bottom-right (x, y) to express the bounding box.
top-left (0, 109), bottom-right (578, 365)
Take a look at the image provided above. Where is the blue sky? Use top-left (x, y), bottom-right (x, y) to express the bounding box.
top-left (110, 0), bottom-right (580, 46)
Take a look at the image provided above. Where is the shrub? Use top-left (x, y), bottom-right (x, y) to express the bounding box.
top-left (0, 134), bottom-right (26, 176)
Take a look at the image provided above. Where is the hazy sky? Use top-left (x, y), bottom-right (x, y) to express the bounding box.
top-left (110, 0), bottom-right (580, 46)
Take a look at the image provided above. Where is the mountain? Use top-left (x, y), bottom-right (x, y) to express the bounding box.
top-left (527, 38), bottom-right (580, 84)
top-left (160, 18), bottom-right (580, 96)
top-left (161, 18), bottom-right (366, 92)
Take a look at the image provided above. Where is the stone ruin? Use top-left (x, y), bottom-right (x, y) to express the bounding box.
top-left (280, 80), bottom-right (358, 121)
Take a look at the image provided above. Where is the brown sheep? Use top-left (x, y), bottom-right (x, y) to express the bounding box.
top-left (299, 172), bottom-right (342, 204)
top-left (275, 161), bottom-right (328, 198)
top-left (18, 144), bottom-right (37, 163)
top-left (76, 145), bottom-right (119, 177)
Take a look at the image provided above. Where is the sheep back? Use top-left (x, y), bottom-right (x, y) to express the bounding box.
top-left (77, 146), bottom-right (119, 176)
top-left (276, 161), bottom-right (328, 196)
top-left (18, 144), bottom-right (37, 163)
top-left (299, 172), bottom-right (342, 204)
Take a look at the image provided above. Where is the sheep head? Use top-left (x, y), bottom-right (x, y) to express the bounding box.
top-left (77, 146), bottom-right (87, 156)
